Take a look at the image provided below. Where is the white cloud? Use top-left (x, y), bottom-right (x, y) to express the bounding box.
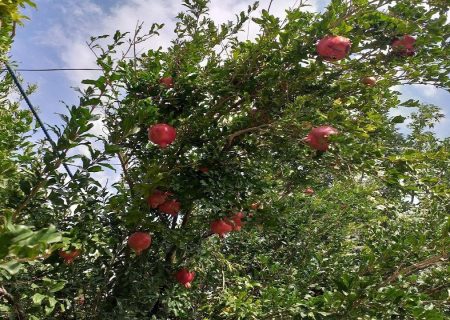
top-left (36, 0), bottom-right (325, 85)
top-left (36, 0), bottom-right (182, 85)
top-left (410, 84), bottom-right (439, 98)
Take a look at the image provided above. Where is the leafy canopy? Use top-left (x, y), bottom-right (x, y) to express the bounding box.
top-left (0, 0), bottom-right (449, 319)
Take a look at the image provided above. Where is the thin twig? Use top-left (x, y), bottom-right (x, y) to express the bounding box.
top-left (226, 124), bottom-right (271, 147)
top-left (117, 152), bottom-right (134, 192)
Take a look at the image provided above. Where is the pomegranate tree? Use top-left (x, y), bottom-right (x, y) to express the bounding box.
top-left (391, 35), bottom-right (416, 56)
top-left (304, 126), bottom-right (339, 152)
top-left (175, 268), bottom-right (195, 288)
top-left (210, 219), bottom-right (233, 238)
top-left (148, 124), bottom-right (176, 148)
top-left (316, 35), bottom-right (351, 61)
top-left (128, 232), bottom-right (152, 255)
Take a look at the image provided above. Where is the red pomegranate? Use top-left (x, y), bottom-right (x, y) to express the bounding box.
top-left (250, 202), bottom-right (260, 210)
top-left (199, 167), bottom-right (209, 173)
top-left (149, 124), bottom-right (176, 148)
top-left (391, 35), bottom-right (416, 56)
top-left (159, 77), bottom-right (174, 88)
top-left (147, 190), bottom-right (172, 209)
top-left (75, 294), bottom-right (85, 306)
top-left (231, 212), bottom-right (245, 231)
top-left (211, 219), bottom-right (233, 238)
top-left (361, 77), bottom-right (377, 86)
top-left (158, 199), bottom-right (181, 216)
top-left (175, 268), bottom-right (195, 288)
top-left (304, 126), bottom-right (339, 152)
top-left (304, 187), bottom-right (314, 195)
top-left (59, 249), bottom-right (81, 264)
top-left (316, 35), bottom-right (351, 61)
top-left (128, 232), bottom-right (152, 255)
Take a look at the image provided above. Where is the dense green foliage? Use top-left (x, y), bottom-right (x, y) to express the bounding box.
top-left (1, 0), bottom-right (449, 319)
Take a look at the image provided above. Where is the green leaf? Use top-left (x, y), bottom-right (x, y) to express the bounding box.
top-left (392, 115), bottom-right (407, 123)
top-left (0, 261), bottom-right (22, 275)
top-left (88, 166), bottom-right (103, 172)
top-left (32, 293), bottom-right (47, 305)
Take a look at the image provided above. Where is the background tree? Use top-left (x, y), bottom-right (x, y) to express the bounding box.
top-left (1, 1), bottom-right (111, 318)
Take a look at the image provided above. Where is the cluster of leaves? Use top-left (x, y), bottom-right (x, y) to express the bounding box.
top-left (0, 0), bottom-right (35, 54)
top-left (0, 0), bottom-right (35, 24)
top-left (1, 0), bottom-right (449, 319)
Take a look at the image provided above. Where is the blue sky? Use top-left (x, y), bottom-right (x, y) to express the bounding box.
top-left (9, 0), bottom-right (450, 185)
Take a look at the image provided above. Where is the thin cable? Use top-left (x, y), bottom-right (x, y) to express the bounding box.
top-left (4, 62), bottom-right (75, 179)
top-left (0, 68), bottom-right (102, 72)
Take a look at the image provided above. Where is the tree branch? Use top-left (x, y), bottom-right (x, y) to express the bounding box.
top-left (117, 152), bottom-right (134, 193)
top-left (385, 253), bottom-right (449, 284)
top-left (0, 286), bottom-right (26, 320)
top-left (13, 178), bottom-right (46, 220)
top-left (226, 124), bottom-right (270, 147)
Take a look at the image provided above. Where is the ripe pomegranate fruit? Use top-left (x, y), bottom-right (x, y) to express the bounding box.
top-left (199, 167), bottom-right (209, 173)
top-left (361, 77), bottom-right (377, 86)
top-left (148, 123), bottom-right (176, 148)
top-left (391, 35), bottom-right (416, 56)
top-left (211, 219), bottom-right (233, 238)
top-left (304, 187), bottom-right (314, 195)
top-left (250, 202), bottom-right (260, 210)
top-left (128, 232), bottom-right (152, 255)
top-left (175, 268), bottom-right (195, 288)
top-left (59, 249), bottom-right (81, 264)
top-left (158, 199), bottom-right (181, 216)
top-left (231, 212), bottom-right (245, 231)
top-left (159, 77), bottom-right (174, 88)
top-left (147, 190), bottom-right (172, 209)
top-left (76, 294), bottom-right (85, 306)
top-left (304, 126), bottom-right (339, 152)
top-left (316, 35), bottom-right (351, 61)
